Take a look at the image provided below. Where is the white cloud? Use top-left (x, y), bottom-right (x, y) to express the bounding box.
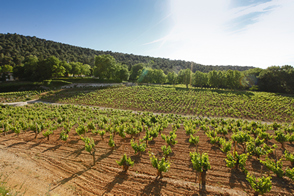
top-left (145, 0), bottom-right (294, 68)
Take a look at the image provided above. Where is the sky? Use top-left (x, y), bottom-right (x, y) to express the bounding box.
top-left (0, 0), bottom-right (293, 69)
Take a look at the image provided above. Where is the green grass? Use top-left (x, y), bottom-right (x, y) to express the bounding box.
top-left (0, 183), bottom-right (10, 196)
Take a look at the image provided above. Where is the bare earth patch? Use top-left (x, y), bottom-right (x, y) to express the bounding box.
top-left (0, 125), bottom-right (293, 196)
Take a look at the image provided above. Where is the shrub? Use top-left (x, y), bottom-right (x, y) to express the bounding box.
top-left (116, 154), bottom-right (134, 172)
top-left (150, 153), bottom-right (170, 178)
top-left (246, 172), bottom-right (272, 196)
top-left (189, 134), bottom-right (199, 145)
top-left (161, 145), bottom-right (172, 159)
top-left (81, 136), bottom-right (96, 165)
top-left (190, 152), bottom-right (211, 189)
top-left (225, 151), bottom-right (248, 173)
top-left (131, 139), bottom-right (146, 154)
top-left (260, 157), bottom-right (283, 178)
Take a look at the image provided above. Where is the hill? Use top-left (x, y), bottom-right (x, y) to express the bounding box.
top-left (0, 33), bottom-right (255, 73)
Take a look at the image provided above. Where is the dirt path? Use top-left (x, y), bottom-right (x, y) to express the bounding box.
top-left (0, 143), bottom-right (76, 196)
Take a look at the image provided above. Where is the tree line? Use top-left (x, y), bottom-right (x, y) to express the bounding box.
top-left (1, 53), bottom-right (293, 94)
top-left (12, 55), bottom-right (91, 81)
top-left (126, 60), bottom-right (294, 94)
top-left (0, 33), bottom-right (293, 94)
top-left (0, 33), bottom-right (254, 74)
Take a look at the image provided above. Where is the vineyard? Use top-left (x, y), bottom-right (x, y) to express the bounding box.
top-left (41, 85), bottom-right (294, 122)
top-left (0, 103), bottom-right (294, 195)
top-left (0, 90), bottom-right (43, 103)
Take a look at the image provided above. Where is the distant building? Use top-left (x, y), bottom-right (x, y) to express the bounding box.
top-left (0, 72), bottom-right (14, 81)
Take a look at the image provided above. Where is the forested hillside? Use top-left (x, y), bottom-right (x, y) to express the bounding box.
top-left (0, 33), bottom-right (255, 73)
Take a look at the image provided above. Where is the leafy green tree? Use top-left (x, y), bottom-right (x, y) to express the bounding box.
top-left (60, 61), bottom-right (71, 76)
top-left (226, 70), bottom-right (242, 89)
top-left (178, 68), bottom-right (192, 88)
top-left (130, 63), bottom-right (144, 81)
top-left (231, 131), bottom-right (251, 152)
top-left (23, 55), bottom-right (39, 80)
top-left (52, 63), bottom-right (65, 78)
top-left (167, 71), bottom-right (177, 86)
top-left (208, 70), bottom-right (219, 88)
top-left (0, 64), bottom-right (13, 81)
top-left (192, 71), bottom-right (208, 87)
top-left (70, 62), bottom-right (82, 76)
top-left (115, 64), bottom-right (130, 81)
top-left (153, 69), bottom-right (166, 84)
top-left (137, 67), bottom-right (154, 83)
top-left (80, 64), bottom-right (91, 76)
top-left (258, 65), bottom-right (294, 93)
top-left (217, 71), bottom-right (226, 88)
top-left (1, 64), bottom-right (13, 72)
top-left (94, 54), bottom-right (116, 79)
top-left (37, 56), bottom-right (62, 80)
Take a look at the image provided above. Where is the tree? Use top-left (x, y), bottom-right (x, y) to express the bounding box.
top-left (153, 69), bottom-right (166, 84)
top-left (94, 54), bottom-right (116, 79)
top-left (60, 61), bottom-right (72, 76)
top-left (167, 71), bottom-right (177, 86)
top-left (258, 65), bottom-right (294, 93)
top-left (130, 63), bottom-right (144, 81)
top-left (216, 71), bottom-right (226, 88)
top-left (208, 70), bottom-right (219, 88)
top-left (0, 64), bottom-right (13, 82)
top-left (80, 64), bottom-right (91, 76)
top-left (193, 71), bottom-right (208, 87)
top-left (22, 55), bottom-right (39, 80)
top-left (40, 56), bottom-right (62, 80)
top-left (226, 70), bottom-right (242, 89)
top-left (115, 64), bottom-right (130, 81)
top-left (1, 64), bottom-right (13, 72)
top-left (207, 70), bottom-right (226, 88)
top-left (70, 62), bottom-right (82, 76)
top-left (137, 67), bottom-right (154, 83)
top-left (178, 68), bottom-right (192, 88)
top-left (51, 61), bottom-right (66, 78)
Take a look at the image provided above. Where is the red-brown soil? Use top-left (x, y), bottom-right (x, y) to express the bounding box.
top-left (0, 126), bottom-right (293, 196)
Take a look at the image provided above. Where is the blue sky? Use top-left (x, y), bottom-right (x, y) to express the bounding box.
top-left (0, 0), bottom-right (293, 68)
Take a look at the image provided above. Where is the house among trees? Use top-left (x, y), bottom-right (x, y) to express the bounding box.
top-left (0, 72), bottom-right (14, 82)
